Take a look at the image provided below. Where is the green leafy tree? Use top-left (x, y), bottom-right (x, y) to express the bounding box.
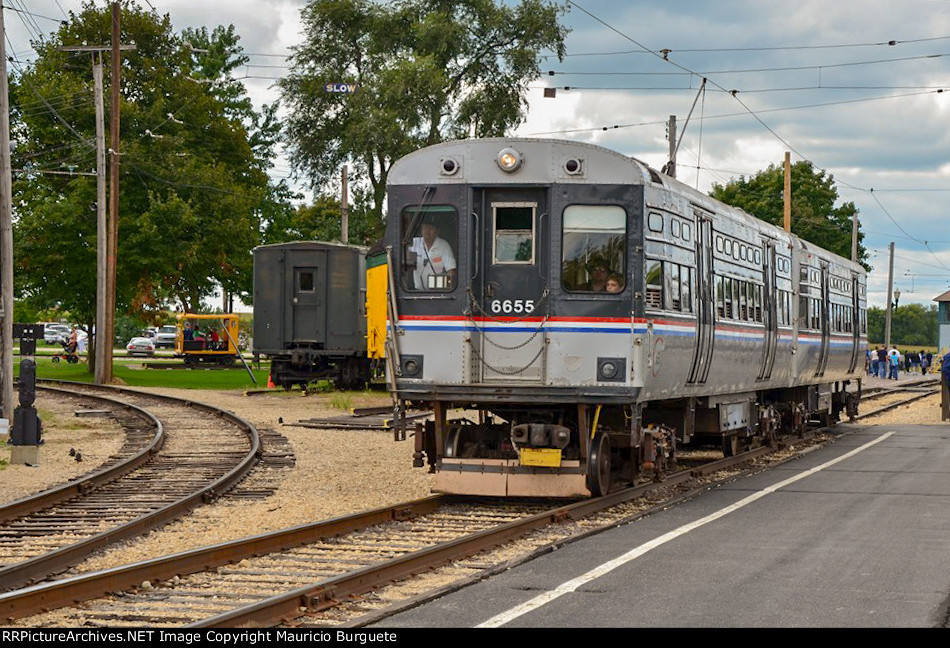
top-left (262, 187), bottom-right (384, 247)
top-left (865, 304), bottom-right (937, 347)
top-left (892, 303), bottom-right (938, 347)
top-left (710, 161), bottom-right (869, 270)
top-left (11, 1), bottom-right (283, 330)
top-left (279, 0), bottom-right (568, 221)
top-left (867, 306), bottom-right (885, 344)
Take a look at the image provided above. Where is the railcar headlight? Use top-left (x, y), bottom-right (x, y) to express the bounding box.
top-left (496, 147), bottom-right (523, 173)
top-left (600, 361), bottom-right (618, 379)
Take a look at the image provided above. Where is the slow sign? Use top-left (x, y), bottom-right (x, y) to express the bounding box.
top-left (325, 83), bottom-right (357, 94)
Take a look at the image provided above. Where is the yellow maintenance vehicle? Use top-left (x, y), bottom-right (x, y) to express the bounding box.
top-left (176, 313), bottom-right (241, 366)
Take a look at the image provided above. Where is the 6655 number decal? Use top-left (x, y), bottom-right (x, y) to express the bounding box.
top-left (490, 299), bottom-right (535, 314)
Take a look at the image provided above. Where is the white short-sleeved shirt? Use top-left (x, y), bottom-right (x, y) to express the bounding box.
top-left (411, 236), bottom-right (456, 289)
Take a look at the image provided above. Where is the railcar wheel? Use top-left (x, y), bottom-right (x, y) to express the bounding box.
top-left (587, 432), bottom-right (611, 497)
top-left (722, 434), bottom-right (739, 458)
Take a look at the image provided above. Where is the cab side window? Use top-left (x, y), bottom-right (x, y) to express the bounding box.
top-left (400, 206), bottom-right (459, 292)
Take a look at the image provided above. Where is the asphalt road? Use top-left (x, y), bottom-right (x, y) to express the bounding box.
top-left (379, 422), bottom-right (950, 628)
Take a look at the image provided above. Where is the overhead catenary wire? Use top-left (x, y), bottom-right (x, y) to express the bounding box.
top-left (542, 33), bottom-right (950, 59)
top-left (547, 50), bottom-right (950, 78)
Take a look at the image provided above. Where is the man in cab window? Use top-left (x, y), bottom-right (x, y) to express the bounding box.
top-left (410, 215), bottom-right (457, 290)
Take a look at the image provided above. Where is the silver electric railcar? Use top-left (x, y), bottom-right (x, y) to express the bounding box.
top-left (385, 139), bottom-right (866, 497)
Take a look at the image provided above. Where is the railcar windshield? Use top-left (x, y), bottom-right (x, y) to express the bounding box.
top-left (401, 206), bottom-right (459, 292)
top-left (561, 205), bottom-right (626, 293)
top-left (494, 203), bottom-right (535, 264)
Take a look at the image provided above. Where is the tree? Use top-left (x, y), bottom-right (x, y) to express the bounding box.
top-left (865, 304), bottom-right (937, 346)
top-left (11, 1), bottom-right (283, 329)
top-left (279, 0), bottom-right (568, 221)
top-left (710, 161), bottom-right (869, 270)
top-left (262, 187), bottom-right (384, 247)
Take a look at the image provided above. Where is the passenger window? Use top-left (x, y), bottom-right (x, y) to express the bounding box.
top-left (723, 277), bottom-right (734, 319)
top-left (562, 205), bottom-right (626, 293)
top-left (401, 205), bottom-right (459, 292)
top-left (494, 203), bottom-right (535, 264)
top-left (667, 263), bottom-right (681, 310)
top-left (645, 260), bottom-right (663, 308)
top-left (716, 276), bottom-right (725, 318)
top-left (681, 266), bottom-right (692, 313)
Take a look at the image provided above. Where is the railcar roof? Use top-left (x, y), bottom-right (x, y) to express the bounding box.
top-left (253, 240), bottom-right (368, 253)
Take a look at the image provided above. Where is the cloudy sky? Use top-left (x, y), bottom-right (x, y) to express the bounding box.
top-left (6, 0), bottom-right (950, 308)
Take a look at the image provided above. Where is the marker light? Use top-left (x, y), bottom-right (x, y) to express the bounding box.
top-left (441, 158), bottom-right (459, 176)
top-left (496, 147), bottom-right (523, 173)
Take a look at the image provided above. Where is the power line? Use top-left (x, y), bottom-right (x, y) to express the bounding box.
top-left (868, 190), bottom-right (950, 272)
top-left (4, 2), bottom-right (66, 27)
top-left (544, 34), bottom-right (950, 59)
top-left (524, 87), bottom-right (947, 135)
top-left (547, 51), bottom-right (950, 78)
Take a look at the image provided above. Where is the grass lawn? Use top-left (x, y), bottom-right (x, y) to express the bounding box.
top-left (14, 355), bottom-right (272, 390)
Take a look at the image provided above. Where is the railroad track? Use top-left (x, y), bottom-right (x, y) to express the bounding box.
top-left (858, 378), bottom-right (940, 414)
top-left (0, 382), bottom-right (260, 592)
top-left (0, 382), bottom-right (940, 627)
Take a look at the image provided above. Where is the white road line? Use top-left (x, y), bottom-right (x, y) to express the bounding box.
top-left (477, 431), bottom-right (895, 628)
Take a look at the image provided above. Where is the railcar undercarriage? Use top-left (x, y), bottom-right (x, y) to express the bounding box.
top-left (411, 380), bottom-right (858, 498)
top-left (270, 349), bottom-right (371, 391)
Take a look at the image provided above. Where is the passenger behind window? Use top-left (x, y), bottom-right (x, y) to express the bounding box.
top-left (409, 215), bottom-right (457, 290)
top-left (606, 274), bottom-right (624, 293)
top-left (579, 259), bottom-right (609, 291)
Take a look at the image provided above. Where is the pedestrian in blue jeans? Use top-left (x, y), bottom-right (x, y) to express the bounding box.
top-left (888, 348), bottom-right (900, 380)
top-left (876, 347), bottom-right (887, 378)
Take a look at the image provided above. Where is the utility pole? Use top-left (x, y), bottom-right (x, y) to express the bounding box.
top-left (666, 115), bottom-right (676, 179)
top-left (59, 37), bottom-right (135, 383)
top-left (103, 1), bottom-right (121, 383)
top-left (0, 2), bottom-right (14, 419)
top-left (783, 152), bottom-right (791, 233)
top-left (94, 57), bottom-right (107, 384)
top-left (851, 211), bottom-right (859, 263)
top-left (884, 241), bottom-right (895, 350)
top-left (341, 165), bottom-right (349, 243)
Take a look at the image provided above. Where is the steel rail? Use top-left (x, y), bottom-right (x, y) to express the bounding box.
top-left (0, 386), bottom-right (164, 524)
top-left (0, 381), bottom-right (261, 591)
top-left (0, 420), bottom-right (837, 623)
top-left (0, 496), bottom-right (446, 621)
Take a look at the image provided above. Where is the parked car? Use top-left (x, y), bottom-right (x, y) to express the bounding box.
top-left (126, 337), bottom-right (156, 357)
top-left (153, 325), bottom-right (177, 349)
top-left (42, 323), bottom-right (70, 344)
